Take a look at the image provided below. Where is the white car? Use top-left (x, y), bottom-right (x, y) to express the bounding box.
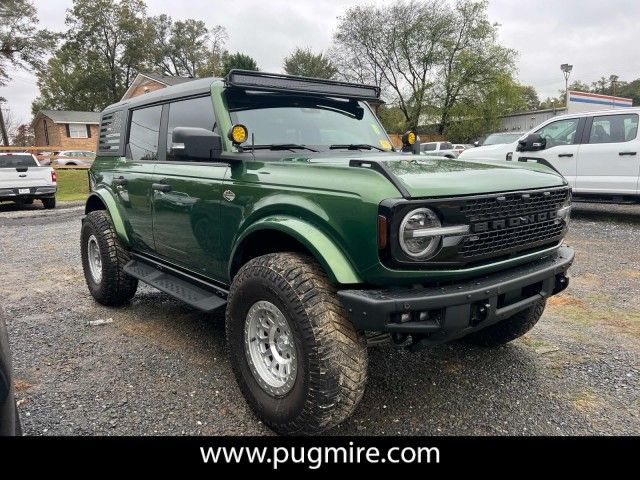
top-left (419, 141), bottom-right (458, 158)
top-left (515, 108), bottom-right (640, 201)
top-left (459, 132), bottom-right (524, 162)
top-left (0, 153), bottom-right (57, 208)
top-left (54, 150), bottom-right (96, 167)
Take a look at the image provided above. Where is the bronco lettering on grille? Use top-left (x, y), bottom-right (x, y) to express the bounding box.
top-left (472, 210), bottom-right (558, 233)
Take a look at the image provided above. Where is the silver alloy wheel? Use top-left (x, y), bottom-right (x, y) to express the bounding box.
top-left (87, 234), bottom-right (103, 283)
top-left (244, 300), bottom-right (297, 396)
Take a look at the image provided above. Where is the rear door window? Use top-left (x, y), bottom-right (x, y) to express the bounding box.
top-left (0, 155), bottom-right (39, 168)
top-left (440, 142), bottom-right (453, 149)
top-left (588, 113), bottom-right (638, 144)
top-left (128, 105), bottom-right (163, 161)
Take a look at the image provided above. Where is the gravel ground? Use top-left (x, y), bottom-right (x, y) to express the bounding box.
top-left (0, 200), bottom-right (638, 435)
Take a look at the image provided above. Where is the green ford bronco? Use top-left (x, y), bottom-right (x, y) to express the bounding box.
top-left (82, 70), bottom-right (574, 434)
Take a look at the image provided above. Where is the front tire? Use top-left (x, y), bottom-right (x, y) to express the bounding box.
top-left (42, 197), bottom-right (56, 209)
top-left (81, 210), bottom-right (138, 306)
top-left (464, 299), bottom-right (546, 347)
top-left (226, 253), bottom-right (368, 435)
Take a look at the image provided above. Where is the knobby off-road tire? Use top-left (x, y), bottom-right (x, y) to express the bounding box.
top-left (81, 210), bottom-right (138, 306)
top-left (42, 197), bottom-right (56, 209)
top-left (226, 253), bottom-right (368, 435)
top-left (464, 299), bottom-right (546, 347)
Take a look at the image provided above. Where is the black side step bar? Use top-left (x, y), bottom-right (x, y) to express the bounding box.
top-left (124, 258), bottom-right (227, 312)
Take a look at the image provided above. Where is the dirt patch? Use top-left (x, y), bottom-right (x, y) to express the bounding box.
top-left (13, 379), bottom-right (35, 392)
top-left (548, 294), bottom-right (585, 307)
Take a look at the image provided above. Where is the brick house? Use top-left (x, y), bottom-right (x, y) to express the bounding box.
top-left (120, 72), bottom-right (194, 101)
top-left (33, 110), bottom-right (100, 151)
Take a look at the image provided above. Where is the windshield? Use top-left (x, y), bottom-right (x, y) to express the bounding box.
top-left (0, 155), bottom-right (39, 168)
top-left (226, 91), bottom-right (393, 151)
top-left (483, 133), bottom-right (522, 145)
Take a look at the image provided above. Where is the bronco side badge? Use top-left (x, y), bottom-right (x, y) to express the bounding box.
top-left (223, 190), bottom-right (236, 202)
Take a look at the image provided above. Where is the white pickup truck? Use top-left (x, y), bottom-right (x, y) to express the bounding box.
top-left (514, 108), bottom-right (640, 202)
top-left (0, 153), bottom-right (57, 209)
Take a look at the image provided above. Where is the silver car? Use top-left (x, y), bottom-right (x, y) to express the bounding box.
top-left (53, 150), bottom-right (96, 167)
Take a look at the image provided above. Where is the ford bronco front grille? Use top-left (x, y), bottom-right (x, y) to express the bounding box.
top-left (458, 218), bottom-right (566, 258)
top-left (379, 186), bottom-right (571, 269)
top-left (456, 187), bottom-right (570, 261)
top-left (460, 188), bottom-right (570, 222)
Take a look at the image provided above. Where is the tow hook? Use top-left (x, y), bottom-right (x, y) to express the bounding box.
top-left (554, 275), bottom-right (569, 294)
top-left (470, 302), bottom-right (491, 326)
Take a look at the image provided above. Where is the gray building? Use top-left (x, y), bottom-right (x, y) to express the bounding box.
top-left (500, 107), bottom-right (567, 133)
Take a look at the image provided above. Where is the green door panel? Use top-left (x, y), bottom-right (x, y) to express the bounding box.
top-left (152, 163), bottom-right (229, 280)
top-left (232, 216), bottom-right (362, 285)
top-left (112, 160), bottom-right (157, 253)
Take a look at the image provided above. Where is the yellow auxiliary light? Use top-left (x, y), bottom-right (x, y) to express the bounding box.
top-left (229, 124), bottom-right (248, 144)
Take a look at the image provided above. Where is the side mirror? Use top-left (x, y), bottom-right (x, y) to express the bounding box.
top-left (517, 133), bottom-right (546, 152)
top-left (171, 127), bottom-right (222, 160)
top-left (473, 141), bottom-right (480, 147)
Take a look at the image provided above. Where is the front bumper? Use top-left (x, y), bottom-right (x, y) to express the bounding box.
top-left (338, 246), bottom-right (574, 343)
top-left (0, 186), bottom-right (56, 200)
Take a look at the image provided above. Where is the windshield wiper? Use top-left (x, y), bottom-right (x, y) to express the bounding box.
top-left (329, 143), bottom-right (385, 152)
top-left (246, 143), bottom-right (318, 152)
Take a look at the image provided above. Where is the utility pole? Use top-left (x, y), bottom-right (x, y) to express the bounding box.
top-left (0, 98), bottom-right (9, 146)
top-left (560, 64), bottom-right (573, 107)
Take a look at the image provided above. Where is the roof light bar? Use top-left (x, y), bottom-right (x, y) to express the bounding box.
top-left (225, 70), bottom-right (381, 100)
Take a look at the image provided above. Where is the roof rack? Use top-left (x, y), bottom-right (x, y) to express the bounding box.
top-left (225, 70), bottom-right (381, 100)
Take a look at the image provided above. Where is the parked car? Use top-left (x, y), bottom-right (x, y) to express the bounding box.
top-left (459, 132), bottom-right (524, 162)
top-left (54, 150), bottom-right (96, 167)
top-left (515, 108), bottom-right (640, 202)
top-left (452, 143), bottom-right (470, 155)
top-left (0, 153), bottom-right (57, 208)
top-left (0, 306), bottom-right (21, 436)
top-left (82, 70), bottom-right (573, 435)
top-left (419, 141), bottom-right (458, 158)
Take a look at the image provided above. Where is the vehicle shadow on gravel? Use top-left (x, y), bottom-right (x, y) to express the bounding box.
top-left (571, 204), bottom-right (640, 225)
top-left (0, 202), bottom-right (45, 213)
top-left (115, 290), bottom-right (555, 435)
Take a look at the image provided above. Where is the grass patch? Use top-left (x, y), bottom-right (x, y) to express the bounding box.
top-left (56, 169), bottom-right (90, 201)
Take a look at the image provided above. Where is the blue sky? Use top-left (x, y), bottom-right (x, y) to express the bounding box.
top-left (2, 0), bottom-right (639, 123)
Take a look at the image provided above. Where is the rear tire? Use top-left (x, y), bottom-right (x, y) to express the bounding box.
top-left (42, 197), bottom-right (56, 209)
top-left (463, 299), bottom-right (546, 347)
top-left (226, 253), bottom-right (368, 435)
top-left (81, 210), bottom-right (138, 306)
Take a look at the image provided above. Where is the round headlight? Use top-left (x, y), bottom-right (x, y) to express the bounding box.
top-left (399, 208), bottom-right (442, 259)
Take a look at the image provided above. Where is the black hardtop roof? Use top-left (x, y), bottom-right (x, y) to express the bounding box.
top-left (103, 77), bottom-right (220, 114)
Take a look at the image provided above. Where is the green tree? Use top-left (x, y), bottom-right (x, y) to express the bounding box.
top-left (331, 0), bottom-right (515, 132)
top-left (0, 0), bottom-right (56, 86)
top-left (149, 15), bottom-right (228, 78)
top-left (519, 85), bottom-right (540, 111)
top-left (33, 0), bottom-right (152, 112)
top-left (376, 105), bottom-right (408, 134)
top-left (446, 74), bottom-right (526, 142)
top-left (283, 48), bottom-right (337, 79)
top-left (221, 52), bottom-right (259, 76)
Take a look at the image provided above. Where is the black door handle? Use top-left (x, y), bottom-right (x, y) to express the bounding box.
top-left (619, 151), bottom-right (637, 156)
top-left (558, 153), bottom-right (573, 158)
top-left (113, 176), bottom-right (128, 186)
top-left (152, 183), bottom-right (172, 193)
